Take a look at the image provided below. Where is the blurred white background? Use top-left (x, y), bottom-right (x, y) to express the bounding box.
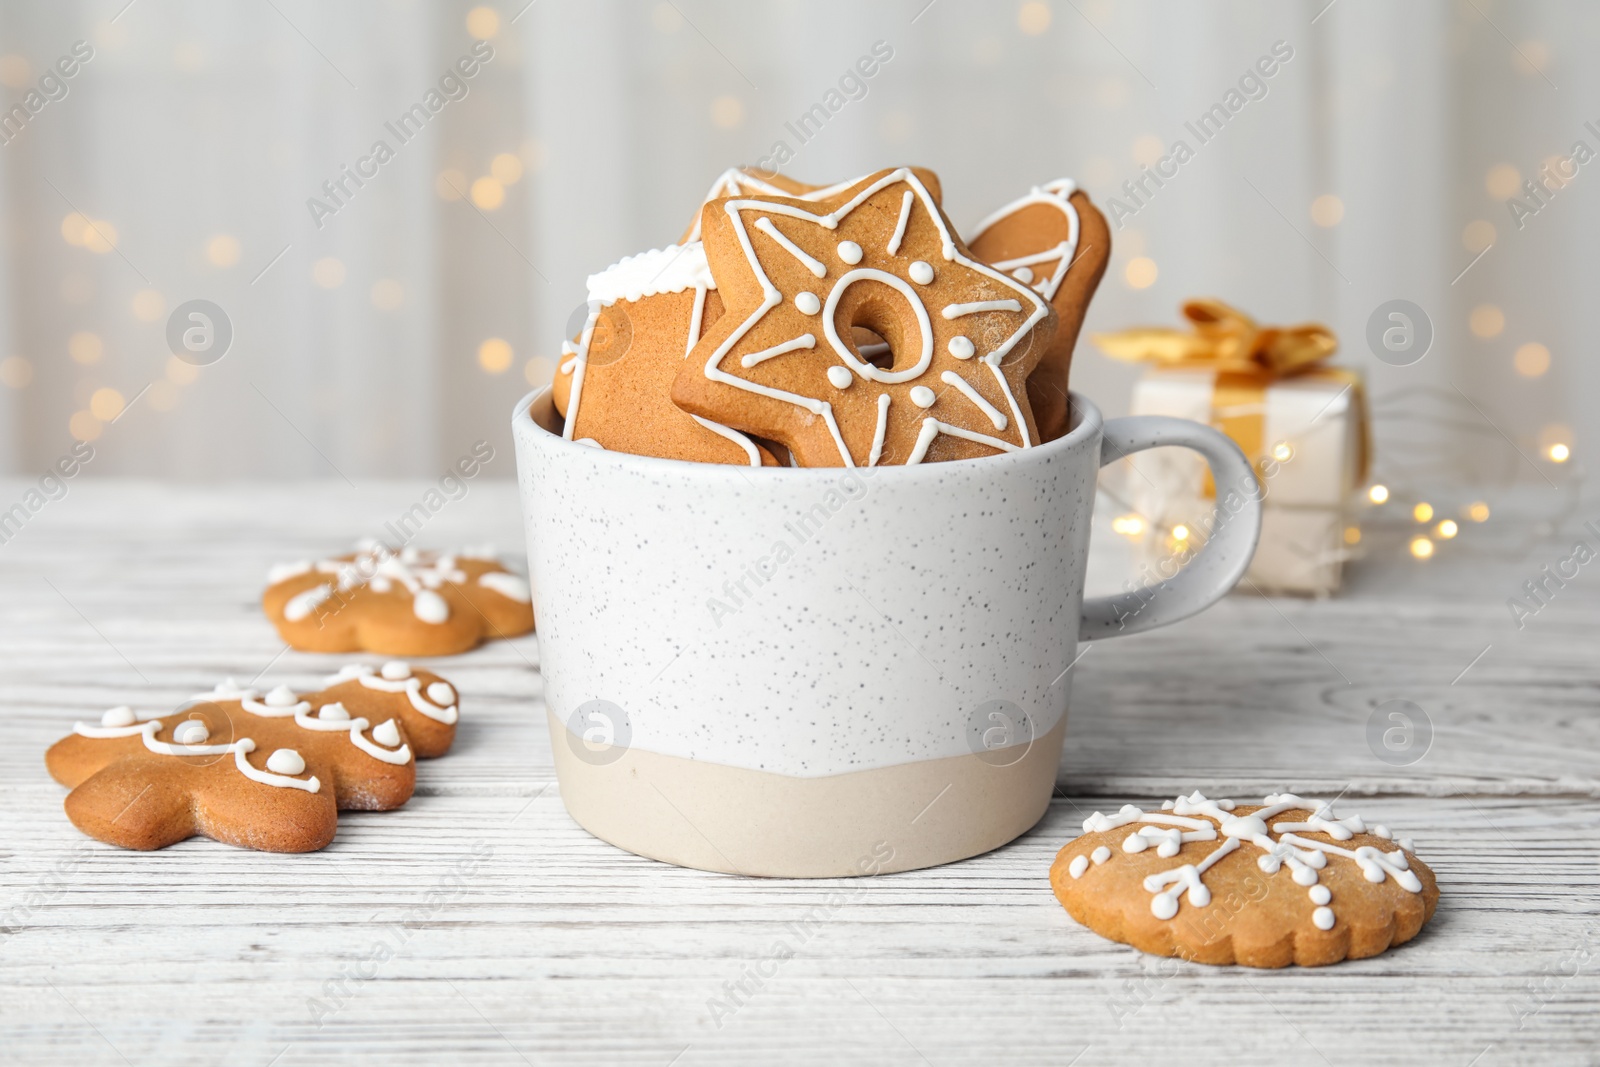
top-left (0, 0), bottom-right (1591, 490)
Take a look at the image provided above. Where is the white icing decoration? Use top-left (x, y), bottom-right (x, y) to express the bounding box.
top-left (689, 415), bottom-right (762, 466)
top-left (311, 702), bottom-right (350, 723)
top-left (283, 584), bottom-right (333, 622)
top-left (868, 394), bottom-right (891, 467)
top-left (794, 291), bottom-right (821, 316)
top-left (948, 336), bottom-right (975, 360)
top-left (836, 240), bottom-right (862, 264)
top-left (1079, 792), bottom-right (1423, 930)
top-left (102, 706), bottom-right (137, 727)
top-left (382, 662), bottom-right (412, 680)
top-left (265, 685), bottom-right (298, 707)
top-left (968, 178), bottom-right (1082, 301)
top-left (265, 748), bottom-right (306, 775)
top-left (372, 719), bottom-right (401, 747)
top-left (909, 386), bottom-right (936, 409)
top-left (559, 357), bottom-right (576, 374)
top-left (172, 720), bottom-right (210, 745)
top-left (234, 738), bottom-right (319, 793)
top-left (328, 664), bottom-right (458, 725)
top-left (477, 571), bottom-right (530, 603)
top-left (741, 333), bottom-right (816, 369)
top-left (940, 371), bottom-right (1007, 430)
top-left (683, 168), bottom-right (865, 243)
top-left (1091, 846), bottom-right (1111, 865)
top-left (412, 588), bottom-right (450, 625)
top-left (1069, 855), bottom-right (1089, 879)
top-left (942, 299), bottom-right (1023, 319)
top-left (909, 261), bottom-right (934, 285)
top-left (1011, 266), bottom-right (1034, 283)
top-left (700, 168), bottom-right (1048, 466)
top-left (754, 216), bottom-right (826, 278)
top-left (585, 244), bottom-right (716, 306)
top-left (826, 366), bottom-right (853, 389)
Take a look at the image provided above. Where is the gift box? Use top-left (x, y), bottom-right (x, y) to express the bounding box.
top-left (1096, 300), bottom-right (1369, 595)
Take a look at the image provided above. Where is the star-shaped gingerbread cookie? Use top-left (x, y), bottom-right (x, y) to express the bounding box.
top-left (672, 167), bottom-right (1056, 467)
top-left (967, 179), bottom-right (1111, 442)
top-left (677, 166), bottom-right (945, 244)
top-left (264, 543), bottom-right (534, 656)
top-left (45, 662), bottom-right (459, 852)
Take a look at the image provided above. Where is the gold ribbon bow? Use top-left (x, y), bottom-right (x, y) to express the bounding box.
top-left (1094, 299), bottom-right (1368, 495)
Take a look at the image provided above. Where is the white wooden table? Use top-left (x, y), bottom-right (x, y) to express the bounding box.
top-left (1, 479), bottom-right (1596, 1065)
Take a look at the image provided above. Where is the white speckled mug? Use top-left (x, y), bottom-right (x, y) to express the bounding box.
top-left (512, 388), bottom-right (1260, 876)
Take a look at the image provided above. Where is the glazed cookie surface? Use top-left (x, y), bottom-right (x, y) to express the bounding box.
top-left (672, 166), bottom-right (1056, 467)
top-left (263, 542), bottom-right (533, 656)
top-left (1050, 791), bottom-right (1438, 967)
top-left (967, 180), bottom-right (1111, 442)
top-left (45, 663), bottom-right (459, 852)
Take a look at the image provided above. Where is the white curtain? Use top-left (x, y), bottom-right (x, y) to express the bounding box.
top-left (0, 0), bottom-right (1591, 490)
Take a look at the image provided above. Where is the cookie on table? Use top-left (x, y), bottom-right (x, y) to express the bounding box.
top-left (263, 542), bottom-right (533, 656)
top-left (671, 166), bottom-right (1056, 467)
top-left (966, 179), bottom-right (1112, 442)
top-left (550, 246), bottom-right (779, 466)
top-left (1050, 791), bottom-right (1438, 967)
top-left (45, 662), bottom-right (459, 852)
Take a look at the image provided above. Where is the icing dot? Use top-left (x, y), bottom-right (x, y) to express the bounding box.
top-left (318, 702), bottom-right (350, 721)
top-left (266, 748), bottom-right (306, 775)
top-left (426, 682), bottom-right (455, 706)
top-left (794, 291), bottom-right (821, 316)
top-left (101, 706), bottom-right (137, 727)
top-left (1312, 906), bottom-right (1336, 930)
top-left (1151, 895), bottom-right (1179, 921)
top-left (909, 261), bottom-right (934, 285)
top-left (264, 685), bottom-right (298, 707)
top-left (1293, 866), bottom-right (1319, 887)
top-left (400, 547), bottom-right (420, 563)
top-left (372, 719), bottom-right (402, 747)
top-left (836, 240), bottom-right (863, 265)
top-left (1372, 824), bottom-right (1393, 840)
top-left (381, 662), bottom-right (412, 681)
top-left (909, 386), bottom-right (936, 409)
top-left (371, 576), bottom-right (393, 593)
top-left (947, 336), bottom-right (975, 360)
top-left (1091, 846), bottom-right (1111, 865)
top-left (1068, 855), bottom-right (1089, 879)
top-left (173, 720), bottom-right (210, 745)
top-left (826, 366), bottom-right (853, 389)
top-left (413, 589), bottom-right (450, 625)
top-left (1122, 832), bottom-right (1148, 853)
top-left (1309, 885), bottom-right (1332, 905)
top-left (1011, 266), bottom-right (1035, 283)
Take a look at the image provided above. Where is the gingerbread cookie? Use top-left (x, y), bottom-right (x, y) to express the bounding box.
top-left (967, 180), bottom-right (1111, 442)
top-left (264, 542), bottom-right (533, 656)
top-left (45, 662), bottom-right (459, 852)
top-left (1051, 791), bottom-right (1438, 967)
top-left (551, 245), bottom-right (779, 466)
top-left (678, 166), bottom-right (944, 244)
top-left (671, 167), bottom-right (1056, 467)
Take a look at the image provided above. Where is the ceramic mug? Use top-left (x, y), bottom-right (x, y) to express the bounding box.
top-left (512, 388), bottom-right (1261, 877)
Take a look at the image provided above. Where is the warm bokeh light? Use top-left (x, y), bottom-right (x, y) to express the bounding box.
top-left (465, 6), bottom-right (500, 39)
top-left (1413, 502), bottom-right (1434, 523)
top-left (0, 355), bottom-right (32, 388)
top-left (1310, 194), bottom-right (1344, 227)
top-left (68, 410), bottom-right (102, 442)
top-left (710, 95), bottom-right (744, 130)
top-left (1468, 304), bottom-right (1504, 339)
top-left (1343, 526), bottom-right (1361, 546)
top-left (68, 331), bottom-right (103, 365)
top-left (1486, 163), bottom-right (1521, 199)
top-left (90, 387), bottom-right (125, 421)
top-left (1468, 502), bottom-right (1491, 522)
top-left (370, 279), bottom-right (405, 311)
top-left (82, 219), bottom-right (118, 254)
top-left (1410, 536), bottom-right (1434, 560)
top-left (490, 152), bottom-right (523, 185)
top-left (1367, 484), bottom-right (1389, 504)
top-left (478, 337), bottom-right (513, 373)
top-left (1514, 39), bottom-right (1550, 76)
top-left (166, 355), bottom-right (200, 385)
top-left (1018, 1), bottom-right (1052, 35)
top-left (61, 212), bottom-right (92, 246)
top-left (435, 169), bottom-right (468, 201)
top-left (130, 289), bottom-right (165, 322)
top-left (1436, 519), bottom-right (1459, 539)
top-left (1125, 256), bottom-right (1158, 289)
top-left (1171, 524), bottom-right (1190, 541)
top-left (1132, 135), bottom-right (1163, 166)
top-left (1462, 219), bottom-right (1495, 253)
top-left (311, 257), bottom-right (346, 289)
top-left (1111, 514), bottom-right (1146, 538)
top-left (1271, 442), bottom-right (1294, 462)
top-left (206, 233), bottom-right (241, 267)
top-left (1513, 342), bottom-right (1550, 377)
top-left (0, 54), bottom-right (31, 89)
top-left (1548, 442), bottom-right (1570, 463)
top-left (470, 176), bottom-right (505, 210)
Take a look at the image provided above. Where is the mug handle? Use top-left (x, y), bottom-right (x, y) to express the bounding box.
top-left (1079, 415), bottom-right (1263, 641)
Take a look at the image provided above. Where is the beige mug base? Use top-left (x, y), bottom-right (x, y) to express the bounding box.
top-left (546, 709), bottom-right (1067, 877)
